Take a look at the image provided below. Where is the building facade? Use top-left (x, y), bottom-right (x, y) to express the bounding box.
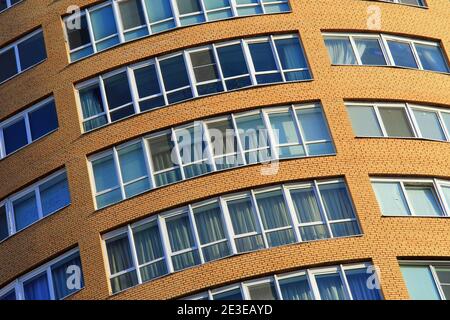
top-left (0, 0), bottom-right (449, 300)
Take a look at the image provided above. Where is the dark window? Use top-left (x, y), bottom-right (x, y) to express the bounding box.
top-left (17, 31), bottom-right (47, 70)
top-left (28, 100), bottom-right (59, 141)
top-left (3, 118), bottom-right (28, 155)
top-left (0, 205), bottom-right (8, 242)
top-left (66, 14), bottom-right (91, 50)
top-left (0, 48), bottom-right (18, 83)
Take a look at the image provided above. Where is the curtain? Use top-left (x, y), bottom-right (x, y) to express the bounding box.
top-left (24, 273), bottom-right (51, 300)
top-left (79, 85), bottom-right (106, 131)
top-left (274, 38), bottom-right (305, 70)
top-left (133, 222), bottom-right (164, 264)
top-left (184, 162), bottom-right (210, 179)
top-left (416, 44), bottom-right (449, 72)
top-left (266, 229), bottom-right (295, 247)
top-left (300, 224), bottom-right (329, 241)
top-left (315, 273), bottom-right (346, 300)
top-left (172, 250), bottom-right (199, 271)
top-left (324, 37), bottom-right (357, 65)
top-left (106, 235), bottom-right (133, 274)
top-left (236, 114), bottom-right (268, 151)
top-left (118, 143), bottom-right (148, 184)
top-left (248, 283), bottom-right (277, 300)
top-left (13, 191), bottom-right (39, 231)
top-left (319, 183), bottom-right (355, 221)
top-left (290, 188), bottom-right (322, 223)
top-left (140, 260), bottom-right (167, 282)
top-left (346, 269), bottom-right (381, 300)
top-left (118, 0), bottom-right (145, 30)
top-left (166, 214), bottom-right (194, 252)
top-left (51, 254), bottom-right (83, 300)
top-left (155, 169), bottom-right (181, 187)
top-left (256, 191), bottom-right (290, 229)
top-left (194, 204), bottom-right (225, 244)
top-left (228, 198), bottom-right (257, 234)
top-left (279, 275), bottom-right (313, 300)
top-left (149, 134), bottom-right (176, 171)
top-left (372, 182), bottom-right (410, 216)
top-left (354, 39), bottom-right (386, 65)
top-left (39, 172), bottom-right (70, 216)
top-left (330, 221), bottom-right (359, 237)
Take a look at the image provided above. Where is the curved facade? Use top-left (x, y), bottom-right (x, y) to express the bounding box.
top-left (0, 0), bottom-right (450, 300)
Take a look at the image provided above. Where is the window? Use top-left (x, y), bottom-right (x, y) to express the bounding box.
top-left (371, 177), bottom-right (450, 217)
top-left (89, 103), bottom-right (334, 209)
top-left (0, 249), bottom-right (83, 300)
top-left (184, 263), bottom-right (382, 300)
top-left (102, 178), bottom-right (361, 293)
top-left (77, 34), bottom-right (311, 132)
top-left (0, 0), bottom-right (22, 13)
top-left (0, 29), bottom-right (47, 84)
top-left (0, 170), bottom-right (70, 239)
top-left (380, 0), bottom-right (426, 7)
top-left (346, 102), bottom-right (450, 142)
top-left (323, 33), bottom-right (449, 73)
top-left (64, 0), bottom-right (290, 62)
top-left (400, 262), bottom-right (450, 300)
top-left (0, 95), bottom-right (55, 154)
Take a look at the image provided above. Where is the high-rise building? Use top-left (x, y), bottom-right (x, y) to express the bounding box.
top-left (0, 0), bottom-right (449, 300)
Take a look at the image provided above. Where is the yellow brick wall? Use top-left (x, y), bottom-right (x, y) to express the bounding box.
top-left (0, 0), bottom-right (449, 300)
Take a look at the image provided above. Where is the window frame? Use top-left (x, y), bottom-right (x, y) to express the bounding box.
top-left (0, 0), bottom-right (23, 13)
top-left (0, 248), bottom-right (83, 300)
top-left (373, 0), bottom-right (427, 8)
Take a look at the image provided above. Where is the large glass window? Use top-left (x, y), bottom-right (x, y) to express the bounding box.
top-left (400, 263), bottom-right (449, 300)
top-left (148, 133), bottom-right (182, 186)
top-left (0, 29), bottom-right (46, 84)
top-left (323, 33), bottom-right (449, 73)
top-left (159, 54), bottom-right (193, 103)
top-left (103, 71), bottom-right (135, 121)
top-left (65, 0), bottom-right (291, 62)
top-left (92, 153), bottom-right (123, 209)
top-left (372, 178), bottom-right (448, 217)
top-left (102, 179), bottom-right (361, 293)
top-left (0, 249), bottom-right (83, 300)
top-left (0, 0), bottom-right (23, 13)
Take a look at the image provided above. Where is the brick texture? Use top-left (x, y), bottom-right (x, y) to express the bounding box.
top-left (0, 0), bottom-right (449, 300)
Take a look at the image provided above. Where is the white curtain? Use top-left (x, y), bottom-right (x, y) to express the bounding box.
top-left (316, 273), bottom-right (346, 300)
top-left (23, 273), bottom-right (50, 300)
top-left (279, 275), bottom-right (313, 300)
top-left (346, 269), bottom-right (382, 300)
top-left (324, 38), bottom-right (357, 65)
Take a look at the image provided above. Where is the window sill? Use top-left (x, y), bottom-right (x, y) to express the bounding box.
top-left (329, 63), bottom-right (450, 76)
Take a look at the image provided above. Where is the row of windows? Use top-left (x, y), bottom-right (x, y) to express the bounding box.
top-left (77, 34), bottom-right (311, 132)
top-left (0, 170), bottom-right (70, 242)
top-left (102, 178), bottom-right (360, 293)
top-left (0, 28), bottom-right (47, 84)
top-left (89, 103), bottom-right (334, 209)
top-left (378, 0), bottom-right (426, 7)
top-left (65, 0), bottom-right (290, 62)
top-left (0, 0), bottom-right (21, 13)
top-left (0, 248), bottom-right (83, 300)
top-left (347, 102), bottom-right (450, 142)
top-left (371, 177), bottom-right (450, 217)
top-left (0, 97), bottom-right (58, 160)
top-left (324, 33), bottom-right (449, 73)
top-left (185, 262), bottom-right (382, 300)
top-left (401, 262), bottom-right (450, 300)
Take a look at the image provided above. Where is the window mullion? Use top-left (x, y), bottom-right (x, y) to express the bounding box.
top-left (126, 66), bottom-right (141, 114)
top-left (98, 77), bottom-right (112, 124)
top-left (261, 110), bottom-right (280, 160)
top-left (218, 196), bottom-right (238, 255)
top-left (250, 190), bottom-right (269, 248)
top-left (432, 179), bottom-right (449, 217)
top-left (183, 50), bottom-right (199, 98)
top-left (112, 147), bottom-right (127, 200)
top-left (404, 103), bottom-right (420, 138)
top-left (273, 275), bottom-right (283, 300)
top-left (211, 44), bottom-right (227, 92)
top-left (313, 180), bottom-right (333, 237)
top-left (230, 114), bottom-right (247, 166)
top-left (307, 269), bottom-right (321, 300)
top-left (171, 128), bottom-right (186, 180)
top-left (127, 225), bottom-right (143, 284)
top-left (198, 0), bottom-right (208, 21)
top-left (348, 36), bottom-right (362, 65)
top-left (339, 265), bottom-right (354, 300)
top-left (269, 35), bottom-right (286, 81)
top-left (429, 265), bottom-right (446, 300)
top-left (410, 42), bottom-right (424, 70)
top-left (169, 0), bottom-right (182, 27)
top-left (379, 34), bottom-right (395, 66)
top-left (141, 138), bottom-right (156, 189)
top-left (399, 182), bottom-right (414, 216)
top-left (158, 215), bottom-right (174, 273)
top-left (111, 0), bottom-right (126, 43)
top-left (281, 185), bottom-right (302, 242)
top-left (0, 128), bottom-right (5, 159)
top-left (13, 45), bottom-right (22, 73)
top-left (35, 187), bottom-right (44, 220)
top-left (6, 200), bottom-right (15, 236)
top-left (46, 267), bottom-right (56, 300)
top-left (187, 205), bottom-right (205, 263)
top-left (373, 105), bottom-right (388, 137)
top-left (290, 105), bottom-right (308, 156)
top-left (202, 121), bottom-right (218, 171)
top-left (85, 9), bottom-right (98, 53)
top-left (153, 58), bottom-right (169, 105)
top-left (139, 0), bottom-right (152, 35)
top-left (241, 39), bottom-right (258, 86)
top-left (23, 113), bottom-right (33, 144)
top-left (229, 0), bottom-right (238, 16)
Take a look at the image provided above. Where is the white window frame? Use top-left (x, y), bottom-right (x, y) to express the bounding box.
top-left (0, 0), bottom-right (23, 13)
top-left (0, 169), bottom-right (70, 243)
top-left (373, 0), bottom-right (427, 8)
top-left (0, 248), bottom-right (83, 300)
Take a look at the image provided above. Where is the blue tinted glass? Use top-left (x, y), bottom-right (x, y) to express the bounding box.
top-left (13, 191), bottom-right (39, 232)
top-left (66, 14), bottom-right (91, 50)
top-left (316, 273), bottom-right (346, 300)
top-left (387, 41), bottom-right (418, 69)
top-left (249, 42), bottom-right (277, 72)
top-left (103, 72), bottom-right (132, 109)
top-left (401, 265), bottom-right (441, 300)
top-left (39, 173), bottom-right (71, 217)
top-left (134, 65), bottom-right (161, 98)
top-left (0, 205), bottom-right (8, 241)
top-left (17, 31), bottom-right (47, 70)
top-left (416, 44), bottom-right (449, 73)
top-left (159, 55), bottom-right (190, 91)
top-left (217, 44), bottom-right (249, 77)
top-left (90, 5), bottom-right (118, 40)
top-left (51, 253), bottom-right (84, 300)
top-left (296, 108), bottom-right (330, 142)
top-left (3, 118), bottom-right (28, 155)
top-left (24, 273), bottom-right (51, 300)
top-left (275, 37), bottom-right (307, 69)
top-left (354, 39), bottom-right (386, 66)
top-left (92, 154), bottom-right (119, 192)
top-left (346, 269), bottom-right (382, 300)
top-left (0, 290), bottom-right (16, 300)
top-left (0, 48), bottom-right (18, 83)
top-left (204, 0), bottom-right (229, 10)
top-left (145, 0), bottom-right (173, 22)
top-left (28, 100), bottom-right (59, 141)
top-left (176, 0), bottom-right (201, 14)
top-left (118, 0), bottom-right (146, 30)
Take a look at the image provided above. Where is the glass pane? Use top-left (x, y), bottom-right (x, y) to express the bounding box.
top-left (104, 72), bottom-right (133, 110)
top-left (299, 224), bottom-right (329, 241)
top-left (146, 0), bottom-right (174, 23)
top-left (372, 182), bottom-right (410, 216)
top-left (51, 252), bottom-right (84, 300)
top-left (289, 187), bottom-right (321, 223)
top-left (118, 143), bottom-right (150, 197)
top-left (90, 5), bottom-right (118, 40)
top-left (255, 190), bottom-right (291, 230)
top-left (315, 273), bottom-right (346, 300)
top-left (106, 233), bottom-right (134, 275)
top-left (159, 55), bottom-right (191, 91)
top-left (319, 182), bottom-right (356, 221)
top-left (415, 44), bottom-right (449, 73)
top-left (249, 41), bottom-right (277, 72)
top-left (176, 0), bottom-right (201, 14)
top-left (134, 64), bottom-right (161, 98)
top-left (13, 191), bottom-right (39, 231)
top-left (354, 38), bottom-right (386, 65)
top-left (190, 49), bottom-right (219, 83)
top-left (0, 290), bottom-right (16, 300)
top-left (110, 271), bottom-right (138, 293)
top-left (236, 113), bottom-right (269, 151)
top-left (193, 203), bottom-right (226, 244)
top-left (176, 126), bottom-right (207, 165)
top-left (166, 214), bottom-right (195, 252)
top-left (279, 275), bottom-right (313, 300)
top-left (66, 14), bottom-right (91, 50)
top-left (413, 109), bottom-right (446, 140)
top-left (275, 37), bottom-right (307, 70)
top-left (17, 31), bottom-right (47, 70)
top-left (23, 273), bottom-right (50, 300)
top-left (265, 228), bottom-right (295, 247)
top-left (268, 112), bottom-right (301, 147)
top-left (207, 119), bottom-right (238, 159)
top-left (0, 48), bottom-right (18, 82)
top-left (296, 108), bottom-right (330, 142)
top-left (29, 100), bottom-right (59, 141)
top-left (92, 154), bottom-right (119, 192)
top-left (213, 288), bottom-right (243, 300)
top-left (3, 118), bottom-right (28, 155)
top-left (172, 250), bottom-right (200, 271)
top-left (248, 282), bottom-right (277, 300)
top-left (133, 221), bottom-right (164, 264)
top-left (345, 268), bottom-right (382, 300)
top-left (79, 83), bottom-right (107, 131)
top-left (387, 41), bottom-right (418, 68)
top-left (148, 134), bottom-right (177, 172)
top-left (435, 268), bottom-right (450, 284)
top-left (39, 172), bottom-right (71, 216)
top-left (330, 221), bottom-right (360, 237)
top-left (119, 0), bottom-right (146, 30)
top-left (140, 260), bottom-right (167, 282)
top-left (217, 44), bottom-right (249, 78)
top-left (347, 106), bottom-right (383, 136)
top-left (378, 107), bottom-right (414, 137)
top-left (404, 185), bottom-right (443, 216)
top-left (235, 234), bottom-right (264, 253)
top-left (324, 37), bottom-right (357, 65)
top-left (400, 265), bottom-right (441, 300)
top-left (0, 205), bottom-right (8, 241)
